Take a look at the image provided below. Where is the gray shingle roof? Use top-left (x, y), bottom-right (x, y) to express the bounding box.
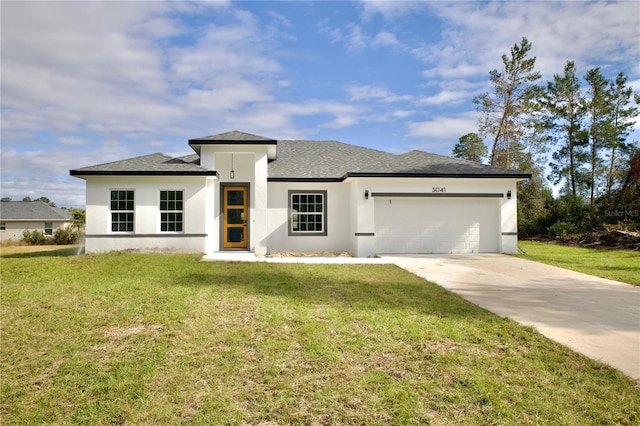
top-left (267, 140), bottom-right (530, 180)
top-left (367, 150), bottom-right (524, 176)
top-left (267, 140), bottom-right (393, 180)
top-left (189, 130), bottom-right (277, 144)
top-left (70, 153), bottom-right (215, 176)
top-left (1, 201), bottom-right (72, 221)
top-left (69, 132), bottom-right (530, 180)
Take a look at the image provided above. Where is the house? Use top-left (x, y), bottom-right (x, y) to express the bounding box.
top-left (70, 131), bottom-right (530, 257)
top-left (0, 201), bottom-right (73, 241)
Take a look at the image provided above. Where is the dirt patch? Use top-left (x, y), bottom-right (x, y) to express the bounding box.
top-left (103, 324), bottom-right (163, 339)
top-left (266, 250), bottom-right (352, 258)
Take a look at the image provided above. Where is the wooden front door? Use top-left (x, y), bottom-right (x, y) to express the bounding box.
top-left (222, 186), bottom-right (248, 249)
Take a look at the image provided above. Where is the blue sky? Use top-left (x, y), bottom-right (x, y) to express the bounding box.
top-left (1, 0), bottom-right (639, 207)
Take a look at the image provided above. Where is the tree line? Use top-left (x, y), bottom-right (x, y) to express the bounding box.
top-left (1, 196), bottom-right (58, 206)
top-left (452, 37), bottom-right (639, 236)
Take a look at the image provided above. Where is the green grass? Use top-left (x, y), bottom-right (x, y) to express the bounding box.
top-left (517, 240), bottom-right (640, 286)
top-left (1, 250), bottom-right (638, 425)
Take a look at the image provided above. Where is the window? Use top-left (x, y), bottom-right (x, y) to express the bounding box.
top-left (0, 222), bottom-right (5, 231)
top-left (44, 222), bottom-right (53, 235)
top-left (289, 190), bottom-right (327, 236)
top-left (111, 190), bottom-right (134, 232)
top-left (160, 190), bottom-right (183, 232)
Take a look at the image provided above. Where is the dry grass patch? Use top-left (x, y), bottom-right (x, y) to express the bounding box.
top-left (102, 324), bottom-right (163, 339)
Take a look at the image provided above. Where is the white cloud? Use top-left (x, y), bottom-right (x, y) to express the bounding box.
top-left (317, 20), bottom-right (402, 52)
top-left (419, 1), bottom-right (640, 82)
top-left (359, 1), bottom-right (429, 21)
top-left (418, 90), bottom-right (470, 106)
top-left (345, 24), bottom-right (368, 50)
top-left (372, 31), bottom-right (399, 47)
top-left (0, 1), bottom-right (292, 144)
top-left (346, 85), bottom-right (413, 103)
top-left (321, 115), bottom-right (359, 129)
top-left (208, 99), bottom-right (363, 137)
top-left (390, 110), bottom-right (416, 119)
top-left (168, 14), bottom-right (282, 84)
top-left (183, 74), bottom-right (273, 111)
top-left (406, 112), bottom-right (478, 140)
top-left (267, 11), bottom-right (293, 29)
top-left (317, 22), bottom-right (369, 51)
top-left (421, 61), bottom-right (488, 81)
top-left (1, 2), bottom-right (179, 137)
top-left (315, 18), bottom-right (343, 43)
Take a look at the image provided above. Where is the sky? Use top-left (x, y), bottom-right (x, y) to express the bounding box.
top-left (1, 0), bottom-right (639, 208)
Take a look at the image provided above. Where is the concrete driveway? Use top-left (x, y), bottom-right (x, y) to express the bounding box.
top-left (382, 254), bottom-right (640, 380)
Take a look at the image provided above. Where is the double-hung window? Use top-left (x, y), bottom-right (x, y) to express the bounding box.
top-left (44, 222), bottom-right (53, 235)
top-left (289, 190), bottom-right (327, 236)
top-left (160, 190), bottom-right (183, 232)
top-left (111, 190), bottom-right (134, 232)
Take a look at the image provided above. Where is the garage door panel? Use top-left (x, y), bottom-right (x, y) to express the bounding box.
top-left (374, 199), bottom-right (499, 254)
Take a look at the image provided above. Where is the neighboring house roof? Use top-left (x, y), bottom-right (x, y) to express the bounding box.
top-left (0, 201), bottom-right (72, 221)
top-left (69, 152), bottom-right (215, 177)
top-left (69, 132), bottom-right (531, 180)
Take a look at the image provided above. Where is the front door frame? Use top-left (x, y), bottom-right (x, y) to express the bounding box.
top-left (220, 183), bottom-right (250, 251)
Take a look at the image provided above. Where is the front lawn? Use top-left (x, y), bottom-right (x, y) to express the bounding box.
top-left (1, 251), bottom-right (638, 424)
top-left (517, 240), bottom-right (640, 286)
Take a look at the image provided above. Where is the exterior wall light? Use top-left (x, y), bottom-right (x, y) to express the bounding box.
top-left (364, 190), bottom-right (369, 200)
top-left (506, 190), bottom-right (512, 199)
top-left (230, 154), bottom-right (235, 179)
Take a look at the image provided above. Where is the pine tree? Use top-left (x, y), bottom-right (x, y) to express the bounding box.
top-left (452, 133), bottom-right (488, 163)
top-left (584, 68), bottom-right (614, 206)
top-left (474, 37), bottom-right (542, 169)
top-left (606, 72), bottom-right (639, 196)
top-left (545, 61), bottom-right (588, 196)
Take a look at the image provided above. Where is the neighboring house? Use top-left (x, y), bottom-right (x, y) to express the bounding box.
top-left (70, 131), bottom-right (530, 257)
top-left (0, 201), bottom-right (73, 241)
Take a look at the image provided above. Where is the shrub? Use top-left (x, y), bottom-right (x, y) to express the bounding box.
top-left (548, 221), bottom-right (576, 237)
top-left (22, 229), bottom-right (49, 245)
top-left (53, 226), bottom-right (80, 245)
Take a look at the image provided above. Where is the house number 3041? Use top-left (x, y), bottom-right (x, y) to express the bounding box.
top-left (432, 187), bottom-right (446, 193)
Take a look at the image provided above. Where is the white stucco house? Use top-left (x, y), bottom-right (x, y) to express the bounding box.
top-left (0, 201), bottom-right (73, 241)
top-left (70, 131), bottom-right (530, 257)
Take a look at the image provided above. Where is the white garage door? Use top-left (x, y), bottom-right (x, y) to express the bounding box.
top-left (375, 198), bottom-right (500, 254)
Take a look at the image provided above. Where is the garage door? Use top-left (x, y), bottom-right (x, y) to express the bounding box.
top-left (374, 198), bottom-right (500, 254)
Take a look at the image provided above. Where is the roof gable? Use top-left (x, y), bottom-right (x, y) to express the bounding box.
top-left (189, 130), bottom-right (277, 144)
top-left (188, 130), bottom-right (278, 158)
top-left (1, 201), bottom-right (72, 221)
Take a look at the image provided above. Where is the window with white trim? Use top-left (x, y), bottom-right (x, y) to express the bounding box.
top-left (110, 190), bottom-right (134, 232)
top-left (0, 222), bottom-right (5, 231)
top-left (288, 190), bottom-right (327, 236)
top-left (160, 190), bottom-right (183, 232)
top-left (44, 222), bottom-right (53, 235)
